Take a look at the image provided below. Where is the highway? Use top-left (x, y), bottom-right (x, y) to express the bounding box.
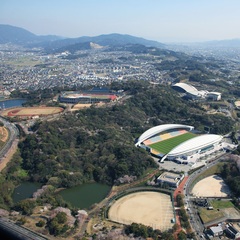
top-left (0, 116), bottom-right (19, 160)
top-left (0, 218), bottom-right (48, 240)
top-left (0, 117), bottom-right (49, 240)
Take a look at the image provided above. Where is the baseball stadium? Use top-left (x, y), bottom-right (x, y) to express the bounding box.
top-left (135, 124), bottom-right (223, 163)
top-left (59, 87), bottom-right (117, 104)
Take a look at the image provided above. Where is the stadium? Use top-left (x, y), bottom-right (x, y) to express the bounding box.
top-left (59, 87), bottom-right (117, 104)
top-left (172, 82), bottom-right (221, 101)
top-left (135, 124), bottom-right (223, 163)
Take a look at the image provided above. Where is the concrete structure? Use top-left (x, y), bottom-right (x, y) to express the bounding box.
top-left (59, 87), bottom-right (117, 104)
top-left (172, 82), bottom-right (221, 101)
top-left (210, 225), bottom-right (223, 237)
top-left (135, 124), bottom-right (194, 147)
top-left (136, 124), bottom-right (223, 163)
top-left (225, 224), bottom-right (240, 239)
top-left (165, 134), bottom-right (223, 162)
top-left (207, 92), bottom-right (221, 101)
top-left (157, 171), bottom-right (184, 188)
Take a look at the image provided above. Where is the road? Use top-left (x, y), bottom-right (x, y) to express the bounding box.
top-left (0, 116), bottom-right (19, 160)
top-left (0, 118), bottom-right (49, 240)
top-left (184, 152), bottom-right (230, 239)
top-left (0, 218), bottom-right (48, 240)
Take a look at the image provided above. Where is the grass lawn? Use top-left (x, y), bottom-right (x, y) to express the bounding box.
top-left (210, 200), bottom-right (234, 209)
top-left (199, 207), bottom-right (225, 224)
top-left (149, 132), bottom-right (196, 154)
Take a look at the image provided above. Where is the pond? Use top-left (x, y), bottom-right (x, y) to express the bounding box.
top-left (0, 99), bottom-right (26, 109)
top-left (59, 182), bottom-right (111, 209)
top-left (12, 182), bottom-right (42, 203)
top-left (12, 181), bottom-right (111, 209)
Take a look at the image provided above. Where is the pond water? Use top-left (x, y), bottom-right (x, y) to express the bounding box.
top-left (0, 99), bottom-right (26, 109)
top-left (59, 182), bottom-right (111, 209)
top-left (12, 181), bottom-right (111, 209)
top-left (12, 182), bottom-right (42, 203)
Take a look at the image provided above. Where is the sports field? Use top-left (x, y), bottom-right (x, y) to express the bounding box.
top-left (149, 132), bottom-right (196, 154)
top-left (1, 107), bottom-right (64, 117)
top-left (235, 100), bottom-right (240, 107)
top-left (192, 175), bottom-right (231, 197)
top-left (108, 191), bottom-right (174, 231)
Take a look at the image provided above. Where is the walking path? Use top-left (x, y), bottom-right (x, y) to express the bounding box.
top-left (173, 176), bottom-right (189, 239)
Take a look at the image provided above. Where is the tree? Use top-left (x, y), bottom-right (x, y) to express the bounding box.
top-left (36, 220), bottom-right (45, 227)
top-left (176, 194), bottom-right (184, 207)
top-left (14, 199), bottom-right (36, 215)
top-left (56, 212), bottom-right (67, 224)
top-left (47, 212), bottom-right (69, 236)
top-left (178, 230), bottom-right (187, 240)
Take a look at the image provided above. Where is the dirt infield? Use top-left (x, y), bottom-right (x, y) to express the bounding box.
top-left (192, 175), bottom-right (231, 197)
top-left (0, 127), bottom-right (8, 142)
top-left (1, 106), bottom-right (64, 117)
top-left (108, 191), bottom-right (174, 230)
top-left (71, 104), bottom-right (92, 111)
top-left (71, 102), bottom-right (106, 111)
top-left (235, 100), bottom-right (240, 107)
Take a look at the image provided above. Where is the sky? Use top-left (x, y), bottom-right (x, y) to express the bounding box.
top-left (1, 0), bottom-right (240, 43)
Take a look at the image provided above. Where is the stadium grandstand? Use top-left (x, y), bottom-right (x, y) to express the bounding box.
top-left (135, 124), bottom-right (223, 163)
top-left (59, 87), bottom-right (117, 104)
top-left (172, 82), bottom-right (221, 101)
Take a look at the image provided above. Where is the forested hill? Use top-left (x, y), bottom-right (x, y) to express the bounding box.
top-left (18, 81), bottom-right (233, 188)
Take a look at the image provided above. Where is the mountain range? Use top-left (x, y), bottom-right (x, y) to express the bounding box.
top-left (1, 24), bottom-right (240, 51)
top-left (0, 24), bottom-right (61, 44)
top-left (0, 24), bottom-right (165, 51)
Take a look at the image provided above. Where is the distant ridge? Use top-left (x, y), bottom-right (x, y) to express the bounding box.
top-left (0, 24), bottom-right (165, 50)
top-left (172, 38), bottom-right (240, 48)
top-left (40, 33), bottom-right (165, 52)
top-left (0, 24), bottom-right (62, 44)
top-left (202, 39), bottom-right (240, 48)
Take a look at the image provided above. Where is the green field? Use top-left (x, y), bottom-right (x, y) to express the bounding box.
top-left (210, 200), bottom-right (234, 209)
top-left (149, 132), bottom-right (196, 154)
top-left (199, 207), bottom-right (225, 224)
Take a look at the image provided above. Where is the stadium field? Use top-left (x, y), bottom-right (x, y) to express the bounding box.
top-left (149, 132), bottom-right (196, 154)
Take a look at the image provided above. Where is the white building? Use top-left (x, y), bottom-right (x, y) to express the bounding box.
top-left (172, 82), bottom-right (221, 101)
top-left (157, 172), bottom-right (184, 188)
top-left (136, 124), bottom-right (223, 163)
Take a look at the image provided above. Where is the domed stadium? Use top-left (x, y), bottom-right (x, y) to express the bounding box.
top-left (135, 124), bottom-right (223, 163)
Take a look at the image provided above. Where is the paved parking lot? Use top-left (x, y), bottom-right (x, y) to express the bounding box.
top-left (153, 146), bottom-right (233, 174)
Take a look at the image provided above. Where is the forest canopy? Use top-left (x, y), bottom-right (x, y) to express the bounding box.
top-left (18, 81), bottom-right (234, 188)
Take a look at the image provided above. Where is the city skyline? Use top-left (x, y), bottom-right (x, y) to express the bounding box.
top-left (1, 0), bottom-right (240, 43)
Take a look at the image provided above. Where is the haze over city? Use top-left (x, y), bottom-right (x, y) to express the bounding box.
top-left (1, 0), bottom-right (240, 42)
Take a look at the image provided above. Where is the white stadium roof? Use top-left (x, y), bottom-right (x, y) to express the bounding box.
top-left (208, 92), bottom-right (221, 96)
top-left (135, 124), bottom-right (194, 146)
top-left (173, 82), bottom-right (198, 93)
top-left (167, 134), bottom-right (223, 157)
